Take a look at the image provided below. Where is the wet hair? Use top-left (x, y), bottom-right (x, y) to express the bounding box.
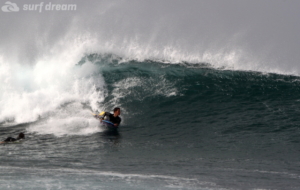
top-left (113, 107), bottom-right (120, 113)
top-left (18, 133), bottom-right (25, 139)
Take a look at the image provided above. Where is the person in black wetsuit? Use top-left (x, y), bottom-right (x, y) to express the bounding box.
top-left (99, 107), bottom-right (121, 127)
top-left (0, 133), bottom-right (25, 144)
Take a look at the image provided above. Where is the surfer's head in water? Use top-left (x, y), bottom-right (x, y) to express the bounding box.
top-left (17, 133), bottom-right (25, 140)
top-left (113, 107), bottom-right (121, 117)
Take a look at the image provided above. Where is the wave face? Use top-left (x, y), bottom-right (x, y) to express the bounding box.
top-left (89, 55), bottom-right (300, 152)
top-left (3, 53), bottom-right (300, 139)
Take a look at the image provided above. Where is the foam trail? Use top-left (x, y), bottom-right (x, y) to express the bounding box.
top-left (27, 102), bottom-right (103, 136)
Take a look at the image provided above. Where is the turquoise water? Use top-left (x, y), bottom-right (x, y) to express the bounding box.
top-left (1, 55), bottom-right (300, 189)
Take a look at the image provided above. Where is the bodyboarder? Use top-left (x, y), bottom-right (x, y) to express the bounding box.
top-left (97, 107), bottom-right (121, 127)
top-left (0, 133), bottom-right (25, 144)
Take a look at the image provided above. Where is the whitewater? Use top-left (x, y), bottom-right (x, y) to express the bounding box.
top-left (1, 0), bottom-right (300, 189)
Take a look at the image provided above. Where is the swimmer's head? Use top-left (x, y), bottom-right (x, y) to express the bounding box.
top-left (113, 107), bottom-right (121, 116)
top-left (18, 133), bottom-right (25, 139)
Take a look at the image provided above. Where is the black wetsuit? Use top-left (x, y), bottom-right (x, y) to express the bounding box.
top-left (3, 137), bottom-right (18, 142)
top-left (102, 112), bottom-right (121, 125)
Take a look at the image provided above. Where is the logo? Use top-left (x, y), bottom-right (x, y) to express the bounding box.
top-left (1, 1), bottom-right (19, 12)
top-left (1, 1), bottom-right (76, 13)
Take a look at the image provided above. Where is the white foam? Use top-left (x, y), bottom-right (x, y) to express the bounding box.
top-left (108, 76), bottom-right (177, 106)
top-left (0, 35), bottom-right (106, 137)
top-left (27, 116), bottom-right (102, 137)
